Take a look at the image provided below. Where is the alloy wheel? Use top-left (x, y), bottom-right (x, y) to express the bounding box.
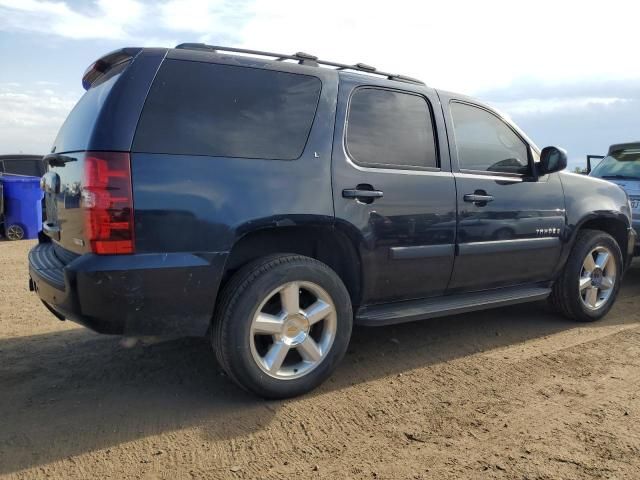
top-left (249, 281), bottom-right (337, 380)
top-left (579, 246), bottom-right (616, 310)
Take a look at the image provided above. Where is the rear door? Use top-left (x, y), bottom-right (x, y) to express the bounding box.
top-left (41, 63), bottom-right (130, 255)
top-left (442, 97), bottom-right (565, 292)
top-left (41, 49), bottom-right (163, 255)
top-left (332, 76), bottom-right (456, 304)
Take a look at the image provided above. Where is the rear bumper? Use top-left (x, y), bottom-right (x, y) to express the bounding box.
top-left (29, 242), bottom-right (228, 336)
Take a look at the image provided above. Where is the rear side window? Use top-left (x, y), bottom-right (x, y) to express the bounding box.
top-left (450, 102), bottom-right (530, 176)
top-left (346, 88), bottom-right (438, 169)
top-left (134, 60), bottom-right (322, 160)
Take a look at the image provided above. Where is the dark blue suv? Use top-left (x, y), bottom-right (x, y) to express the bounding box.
top-left (29, 45), bottom-right (636, 398)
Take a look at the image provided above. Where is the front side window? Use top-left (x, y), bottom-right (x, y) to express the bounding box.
top-left (451, 102), bottom-right (530, 176)
top-left (346, 88), bottom-right (438, 169)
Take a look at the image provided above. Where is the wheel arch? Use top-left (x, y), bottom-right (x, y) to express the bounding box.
top-left (565, 213), bottom-right (631, 268)
top-left (222, 224), bottom-right (363, 308)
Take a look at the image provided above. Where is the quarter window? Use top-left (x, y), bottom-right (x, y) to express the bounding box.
top-left (134, 60), bottom-right (322, 160)
top-left (346, 88), bottom-right (438, 169)
top-left (451, 102), bottom-right (530, 176)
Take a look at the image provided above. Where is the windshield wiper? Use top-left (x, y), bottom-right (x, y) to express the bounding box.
top-left (44, 153), bottom-right (77, 167)
top-left (600, 174), bottom-right (640, 181)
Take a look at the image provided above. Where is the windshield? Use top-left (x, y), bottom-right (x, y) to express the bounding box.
top-left (591, 149), bottom-right (640, 180)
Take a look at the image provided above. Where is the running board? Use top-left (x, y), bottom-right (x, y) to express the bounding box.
top-left (356, 286), bottom-right (551, 326)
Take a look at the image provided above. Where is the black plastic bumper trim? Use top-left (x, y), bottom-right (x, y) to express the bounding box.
top-left (28, 242), bottom-right (228, 337)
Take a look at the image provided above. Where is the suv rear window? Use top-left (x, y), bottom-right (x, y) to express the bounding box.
top-left (133, 60), bottom-right (322, 160)
top-left (346, 88), bottom-right (438, 170)
top-left (52, 61), bottom-right (129, 154)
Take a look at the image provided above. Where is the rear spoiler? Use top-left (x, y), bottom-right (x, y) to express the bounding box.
top-left (608, 142), bottom-right (640, 156)
top-left (82, 48), bottom-right (142, 90)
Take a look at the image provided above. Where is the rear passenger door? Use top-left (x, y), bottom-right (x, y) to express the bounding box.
top-left (332, 77), bottom-right (456, 305)
top-left (443, 97), bottom-right (566, 292)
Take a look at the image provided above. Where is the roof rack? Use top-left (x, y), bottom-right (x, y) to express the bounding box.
top-left (174, 43), bottom-right (425, 86)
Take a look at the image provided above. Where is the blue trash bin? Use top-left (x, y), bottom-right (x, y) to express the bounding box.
top-left (1, 174), bottom-right (43, 240)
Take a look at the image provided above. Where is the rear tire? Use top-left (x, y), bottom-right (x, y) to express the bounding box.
top-left (550, 229), bottom-right (623, 322)
top-left (212, 254), bottom-right (353, 398)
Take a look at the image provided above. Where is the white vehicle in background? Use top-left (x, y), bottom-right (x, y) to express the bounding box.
top-left (588, 142), bottom-right (640, 253)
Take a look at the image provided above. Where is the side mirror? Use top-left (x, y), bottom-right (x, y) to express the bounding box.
top-left (539, 146), bottom-right (567, 174)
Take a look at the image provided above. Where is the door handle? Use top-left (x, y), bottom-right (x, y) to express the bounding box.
top-left (342, 189), bottom-right (384, 199)
top-left (463, 192), bottom-right (494, 205)
top-left (343, 185), bottom-right (384, 203)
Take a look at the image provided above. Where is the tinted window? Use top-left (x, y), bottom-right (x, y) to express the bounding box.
top-left (52, 61), bottom-right (129, 154)
top-left (451, 102), bottom-right (530, 175)
top-left (346, 88), bottom-right (437, 169)
top-left (3, 159), bottom-right (43, 176)
top-left (134, 60), bottom-right (321, 160)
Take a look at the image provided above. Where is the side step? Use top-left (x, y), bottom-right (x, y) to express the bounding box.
top-left (356, 286), bottom-right (552, 326)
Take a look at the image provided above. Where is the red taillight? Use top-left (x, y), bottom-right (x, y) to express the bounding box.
top-left (83, 152), bottom-right (134, 255)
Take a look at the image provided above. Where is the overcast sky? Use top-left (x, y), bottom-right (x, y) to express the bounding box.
top-left (0, 0), bottom-right (638, 170)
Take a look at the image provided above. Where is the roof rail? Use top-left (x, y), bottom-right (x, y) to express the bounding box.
top-left (174, 43), bottom-right (425, 86)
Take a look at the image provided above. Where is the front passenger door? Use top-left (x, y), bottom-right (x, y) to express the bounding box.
top-left (445, 99), bottom-right (566, 293)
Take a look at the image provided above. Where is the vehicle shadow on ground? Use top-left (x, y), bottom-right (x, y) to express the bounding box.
top-left (1, 267), bottom-right (639, 475)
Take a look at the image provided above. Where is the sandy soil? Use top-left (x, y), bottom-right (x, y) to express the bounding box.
top-left (1, 239), bottom-right (640, 479)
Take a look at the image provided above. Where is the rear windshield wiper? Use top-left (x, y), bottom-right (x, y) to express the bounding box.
top-left (44, 154), bottom-right (77, 167)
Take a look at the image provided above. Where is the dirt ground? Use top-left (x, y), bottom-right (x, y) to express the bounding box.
top-left (1, 240), bottom-right (640, 479)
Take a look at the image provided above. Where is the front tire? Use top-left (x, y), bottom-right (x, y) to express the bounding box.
top-left (212, 254), bottom-right (353, 398)
top-left (550, 229), bottom-right (623, 322)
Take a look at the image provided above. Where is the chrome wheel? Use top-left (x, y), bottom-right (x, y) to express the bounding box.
top-left (249, 281), bottom-right (337, 380)
top-left (579, 246), bottom-right (616, 310)
top-left (6, 224), bottom-right (24, 241)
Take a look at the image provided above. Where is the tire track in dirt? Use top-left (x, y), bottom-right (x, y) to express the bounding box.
top-left (27, 326), bottom-right (637, 480)
top-left (2, 241), bottom-right (640, 479)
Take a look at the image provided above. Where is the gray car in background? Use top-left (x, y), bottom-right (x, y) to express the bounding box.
top-left (590, 142), bottom-right (640, 252)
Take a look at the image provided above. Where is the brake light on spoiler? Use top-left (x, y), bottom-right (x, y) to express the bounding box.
top-left (82, 152), bottom-right (135, 254)
top-left (82, 47), bottom-right (141, 90)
